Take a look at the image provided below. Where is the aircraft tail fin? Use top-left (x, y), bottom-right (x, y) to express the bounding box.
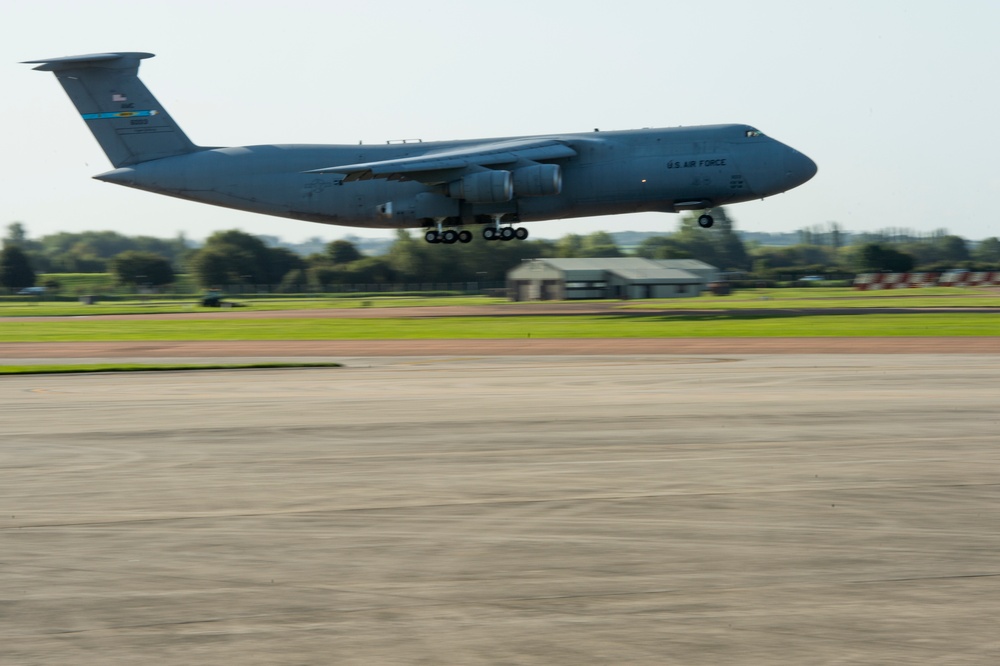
top-left (24, 52), bottom-right (199, 167)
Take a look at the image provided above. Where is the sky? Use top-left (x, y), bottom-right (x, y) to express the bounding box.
top-left (2, 0), bottom-right (998, 243)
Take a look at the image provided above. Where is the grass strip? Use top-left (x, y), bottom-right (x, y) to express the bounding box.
top-left (0, 296), bottom-right (504, 317)
top-left (0, 362), bottom-right (342, 376)
top-left (619, 296), bottom-right (1000, 309)
top-left (0, 313), bottom-right (997, 342)
top-left (4, 289), bottom-right (1000, 318)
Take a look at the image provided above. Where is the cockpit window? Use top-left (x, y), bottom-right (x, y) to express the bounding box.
top-left (744, 128), bottom-right (763, 138)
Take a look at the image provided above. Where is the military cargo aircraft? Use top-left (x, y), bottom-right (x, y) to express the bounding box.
top-left (25, 52), bottom-right (816, 244)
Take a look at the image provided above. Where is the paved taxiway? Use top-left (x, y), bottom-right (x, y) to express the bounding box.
top-left (3, 354), bottom-right (999, 664)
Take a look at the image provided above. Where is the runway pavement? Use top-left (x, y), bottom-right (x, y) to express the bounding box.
top-left (2, 336), bottom-right (1000, 361)
top-left (2, 354), bottom-right (999, 664)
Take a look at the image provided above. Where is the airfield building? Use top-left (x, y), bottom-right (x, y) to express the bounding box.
top-left (507, 258), bottom-right (719, 301)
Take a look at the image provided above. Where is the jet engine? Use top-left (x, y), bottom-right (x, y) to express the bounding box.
top-left (513, 164), bottom-right (562, 197)
top-left (448, 170), bottom-right (513, 203)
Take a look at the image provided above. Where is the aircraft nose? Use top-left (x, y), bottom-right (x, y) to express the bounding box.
top-left (784, 147), bottom-right (817, 188)
top-left (740, 139), bottom-right (817, 198)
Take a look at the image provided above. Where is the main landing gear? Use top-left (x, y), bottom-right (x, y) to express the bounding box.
top-left (697, 213), bottom-right (715, 228)
top-left (422, 216), bottom-right (529, 243)
top-left (482, 226), bottom-right (529, 241)
top-left (482, 215), bottom-right (528, 242)
top-left (424, 228), bottom-right (472, 244)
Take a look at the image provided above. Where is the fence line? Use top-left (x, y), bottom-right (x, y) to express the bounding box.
top-left (2, 281), bottom-right (509, 298)
top-left (218, 281), bottom-right (507, 295)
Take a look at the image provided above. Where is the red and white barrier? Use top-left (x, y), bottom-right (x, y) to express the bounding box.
top-left (854, 273), bottom-right (939, 290)
top-left (938, 271), bottom-right (1000, 286)
top-left (855, 271), bottom-right (1000, 289)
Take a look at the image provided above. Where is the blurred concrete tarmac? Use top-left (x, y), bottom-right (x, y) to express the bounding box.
top-left (2, 354), bottom-right (999, 664)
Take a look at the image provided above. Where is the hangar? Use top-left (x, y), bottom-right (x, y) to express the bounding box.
top-left (507, 258), bottom-right (719, 301)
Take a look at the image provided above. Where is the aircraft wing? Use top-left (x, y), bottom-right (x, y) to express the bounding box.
top-left (305, 138), bottom-right (577, 183)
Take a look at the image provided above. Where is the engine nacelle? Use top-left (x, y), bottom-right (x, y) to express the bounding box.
top-left (513, 164), bottom-right (562, 197)
top-left (448, 170), bottom-right (513, 203)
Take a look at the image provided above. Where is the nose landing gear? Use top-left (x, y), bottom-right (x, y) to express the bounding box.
top-left (698, 213), bottom-right (715, 228)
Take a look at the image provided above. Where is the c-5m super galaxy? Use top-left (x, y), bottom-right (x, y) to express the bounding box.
top-left (25, 52), bottom-right (817, 244)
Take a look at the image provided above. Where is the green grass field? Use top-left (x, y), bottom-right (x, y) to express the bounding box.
top-left (620, 287), bottom-right (1000, 309)
top-left (1, 312), bottom-right (996, 342)
top-left (0, 295), bottom-right (502, 317)
top-left (1, 289), bottom-right (997, 344)
top-left (3, 287), bottom-right (1000, 318)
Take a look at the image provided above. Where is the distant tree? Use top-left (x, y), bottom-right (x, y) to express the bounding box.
top-left (384, 230), bottom-right (424, 279)
top-left (935, 235), bottom-right (970, 263)
top-left (751, 244), bottom-right (836, 271)
top-left (829, 222), bottom-right (844, 249)
top-left (200, 230), bottom-right (272, 281)
top-left (372, 229), bottom-right (552, 284)
top-left (189, 229), bottom-right (305, 287)
top-left (28, 230), bottom-right (189, 273)
top-left (0, 245), bottom-right (36, 290)
top-left (268, 247), bottom-right (307, 282)
top-left (308, 265), bottom-right (343, 290)
top-left (579, 231), bottom-right (623, 258)
top-left (671, 207), bottom-right (750, 270)
top-left (110, 251), bottom-right (175, 287)
top-left (554, 234), bottom-right (585, 258)
top-left (973, 237), bottom-right (1000, 263)
top-left (40, 277), bottom-right (62, 294)
top-left (635, 236), bottom-right (693, 260)
top-left (326, 239), bottom-right (364, 264)
top-left (277, 268), bottom-right (308, 293)
top-left (897, 240), bottom-right (939, 268)
top-left (61, 241), bottom-right (108, 273)
top-left (190, 247), bottom-right (243, 287)
top-left (794, 222), bottom-right (846, 249)
top-left (713, 209), bottom-right (751, 270)
top-left (337, 256), bottom-right (396, 284)
top-left (896, 234), bottom-right (972, 269)
top-left (4, 222), bottom-right (28, 248)
top-left (751, 257), bottom-right (772, 277)
top-left (855, 243), bottom-right (915, 273)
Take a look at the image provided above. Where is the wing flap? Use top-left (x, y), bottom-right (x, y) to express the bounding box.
top-left (306, 138), bottom-right (576, 183)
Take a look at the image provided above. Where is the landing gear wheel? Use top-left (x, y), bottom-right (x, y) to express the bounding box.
top-left (458, 230), bottom-right (473, 244)
top-left (483, 227), bottom-right (498, 241)
top-left (500, 227), bottom-right (516, 241)
top-left (442, 229), bottom-right (459, 244)
top-left (514, 227), bottom-right (529, 240)
top-left (698, 214), bottom-right (714, 229)
top-left (424, 230), bottom-right (441, 243)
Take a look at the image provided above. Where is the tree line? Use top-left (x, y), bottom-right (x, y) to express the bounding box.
top-left (3, 212), bottom-right (1000, 293)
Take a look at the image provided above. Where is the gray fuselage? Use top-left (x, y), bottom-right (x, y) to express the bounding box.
top-left (95, 124), bottom-right (816, 230)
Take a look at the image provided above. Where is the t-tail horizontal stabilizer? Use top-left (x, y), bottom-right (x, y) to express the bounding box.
top-left (23, 52), bottom-right (199, 167)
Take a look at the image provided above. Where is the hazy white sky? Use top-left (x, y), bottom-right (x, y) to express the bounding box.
top-left (2, 0), bottom-right (998, 242)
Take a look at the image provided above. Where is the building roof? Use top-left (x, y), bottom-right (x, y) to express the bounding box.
top-left (607, 267), bottom-right (700, 283)
top-left (528, 257), bottom-right (665, 272)
top-left (514, 257), bottom-right (704, 283)
top-left (653, 259), bottom-right (718, 272)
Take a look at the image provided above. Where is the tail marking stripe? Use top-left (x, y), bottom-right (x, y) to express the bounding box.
top-left (82, 110), bottom-right (160, 120)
